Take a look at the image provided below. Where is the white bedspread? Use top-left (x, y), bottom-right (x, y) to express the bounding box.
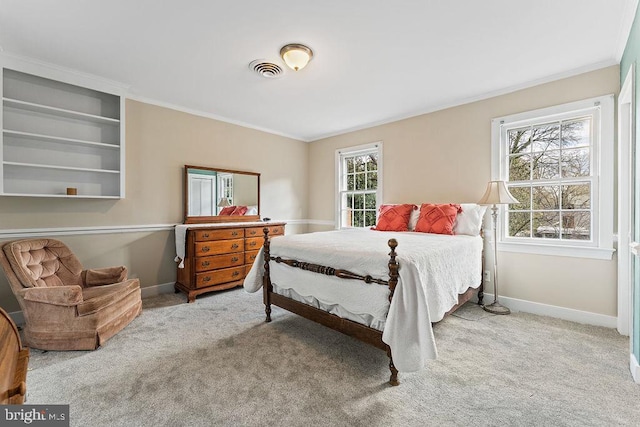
top-left (243, 228), bottom-right (482, 372)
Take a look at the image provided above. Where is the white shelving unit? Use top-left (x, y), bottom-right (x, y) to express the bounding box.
top-left (1, 67), bottom-right (125, 198)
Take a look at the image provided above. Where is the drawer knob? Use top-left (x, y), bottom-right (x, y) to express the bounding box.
top-left (203, 233), bottom-right (209, 238)
top-left (202, 246), bottom-right (210, 252)
top-left (203, 276), bottom-right (211, 282)
top-left (232, 271), bottom-right (240, 277)
top-left (249, 241), bottom-right (256, 247)
top-left (231, 243), bottom-right (239, 249)
top-left (202, 261), bottom-right (210, 267)
top-left (231, 256), bottom-right (239, 262)
top-left (232, 231), bottom-right (238, 236)
top-left (249, 230), bottom-right (256, 235)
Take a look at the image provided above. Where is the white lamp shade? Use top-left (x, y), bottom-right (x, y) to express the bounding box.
top-left (478, 181), bottom-right (519, 205)
top-left (280, 44), bottom-right (313, 71)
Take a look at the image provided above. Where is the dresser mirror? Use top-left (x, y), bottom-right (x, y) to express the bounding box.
top-left (184, 165), bottom-right (260, 224)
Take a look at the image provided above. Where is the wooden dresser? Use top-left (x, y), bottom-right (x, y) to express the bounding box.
top-left (175, 222), bottom-right (285, 302)
top-left (1, 307), bottom-right (29, 404)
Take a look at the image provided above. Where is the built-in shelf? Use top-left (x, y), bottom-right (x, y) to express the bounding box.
top-left (1, 67), bottom-right (124, 198)
top-left (3, 97), bottom-right (120, 124)
top-left (3, 161), bottom-right (120, 174)
top-left (3, 130), bottom-right (120, 149)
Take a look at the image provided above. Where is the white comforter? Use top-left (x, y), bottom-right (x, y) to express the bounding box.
top-left (243, 228), bottom-right (482, 372)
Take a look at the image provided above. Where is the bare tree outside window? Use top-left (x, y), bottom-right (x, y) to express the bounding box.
top-left (506, 117), bottom-right (591, 241)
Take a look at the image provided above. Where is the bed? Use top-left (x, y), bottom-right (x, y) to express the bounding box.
top-left (243, 225), bottom-right (484, 385)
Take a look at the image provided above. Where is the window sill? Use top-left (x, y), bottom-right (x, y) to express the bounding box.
top-left (497, 241), bottom-right (615, 260)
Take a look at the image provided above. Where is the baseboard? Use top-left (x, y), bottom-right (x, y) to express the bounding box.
top-left (140, 282), bottom-right (176, 299)
top-left (632, 353), bottom-right (640, 384)
top-left (479, 293), bottom-right (618, 328)
top-left (8, 282), bottom-right (177, 326)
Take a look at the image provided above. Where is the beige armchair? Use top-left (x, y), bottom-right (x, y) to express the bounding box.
top-left (0, 238), bottom-right (142, 350)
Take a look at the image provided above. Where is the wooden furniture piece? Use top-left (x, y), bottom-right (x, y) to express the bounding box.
top-left (1, 66), bottom-right (124, 198)
top-left (176, 222), bottom-right (285, 302)
top-left (260, 228), bottom-right (482, 386)
top-left (1, 307), bottom-right (29, 404)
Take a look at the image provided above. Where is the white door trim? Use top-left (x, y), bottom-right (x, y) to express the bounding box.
top-left (618, 64), bottom-right (634, 336)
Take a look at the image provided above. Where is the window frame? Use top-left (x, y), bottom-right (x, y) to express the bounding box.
top-left (490, 95), bottom-right (614, 260)
top-left (335, 142), bottom-right (383, 229)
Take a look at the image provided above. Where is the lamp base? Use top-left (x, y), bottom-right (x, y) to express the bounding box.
top-left (483, 301), bottom-right (511, 315)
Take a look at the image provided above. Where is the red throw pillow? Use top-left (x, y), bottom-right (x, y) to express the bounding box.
top-left (231, 205), bottom-right (248, 216)
top-left (372, 204), bottom-right (416, 232)
top-left (219, 206), bottom-right (236, 215)
top-left (414, 203), bottom-right (462, 235)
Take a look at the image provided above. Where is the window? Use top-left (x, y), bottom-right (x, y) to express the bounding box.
top-left (491, 95), bottom-right (614, 260)
top-left (217, 173), bottom-right (233, 214)
top-left (336, 143), bottom-right (382, 228)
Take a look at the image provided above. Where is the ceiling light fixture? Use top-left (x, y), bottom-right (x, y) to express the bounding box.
top-left (280, 43), bottom-right (313, 71)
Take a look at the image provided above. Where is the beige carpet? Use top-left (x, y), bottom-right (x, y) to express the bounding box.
top-left (24, 288), bottom-right (640, 426)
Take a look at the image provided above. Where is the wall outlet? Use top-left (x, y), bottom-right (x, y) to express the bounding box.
top-left (484, 271), bottom-right (491, 282)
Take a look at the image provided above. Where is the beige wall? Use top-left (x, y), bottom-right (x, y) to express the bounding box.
top-left (308, 65), bottom-right (620, 317)
top-left (0, 99), bottom-right (309, 312)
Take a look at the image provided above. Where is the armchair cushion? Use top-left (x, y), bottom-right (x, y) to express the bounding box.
top-left (3, 239), bottom-right (83, 288)
top-left (19, 285), bottom-right (83, 306)
top-left (77, 279), bottom-right (140, 316)
top-left (82, 266), bottom-right (128, 287)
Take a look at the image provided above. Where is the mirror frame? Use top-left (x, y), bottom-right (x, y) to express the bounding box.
top-left (184, 164), bottom-right (261, 224)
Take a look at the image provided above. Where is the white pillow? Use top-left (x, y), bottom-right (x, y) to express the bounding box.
top-left (409, 206), bottom-right (420, 231)
top-left (245, 205), bottom-right (258, 215)
top-left (453, 203), bottom-right (487, 236)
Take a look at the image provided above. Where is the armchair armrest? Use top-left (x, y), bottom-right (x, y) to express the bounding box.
top-left (19, 286), bottom-right (83, 306)
top-left (82, 266), bottom-right (128, 287)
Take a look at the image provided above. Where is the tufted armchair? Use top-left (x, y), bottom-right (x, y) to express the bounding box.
top-left (0, 238), bottom-right (142, 350)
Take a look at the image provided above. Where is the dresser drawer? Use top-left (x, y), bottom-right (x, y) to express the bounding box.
top-left (268, 225), bottom-right (285, 236)
top-left (245, 237), bottom-right (264, 251)
top-left (244, 227), bottom-right (264, 238)
top-left (245, 225), bottom-right (285, 238)
top-left (195, 239), bottom-right (243, 256)
top-left (245, 250), bottom-right (260, 265)
top-left (195, 266), bottom-right (245, 288)
top-left (194, 228), bottom-right (243, 241)
top-left (195, 253), bottom-right (244, 272)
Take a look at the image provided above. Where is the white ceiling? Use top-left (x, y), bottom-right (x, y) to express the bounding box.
top-left (0, 0), bottom-right (637, 142)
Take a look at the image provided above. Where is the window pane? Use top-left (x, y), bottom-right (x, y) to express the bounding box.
top-left (347, 194), bottom-right (353, 209)
top-left (562, 211), bottom-right (591, 240)
top-left (531, 123), bottom-right (560, 153)
top-left (353, 211), bottom-right (364, 228)
top-left (509, 154), bottom-right (531, 181)
top-left (346, 158), bottom-right (354, 173)
top-left (532, 186), bottom-right (560, 210)
top-left (347, 174), bottom-right (354, 191)
top-left (364, 193), bottom-right (376, 209)
top-left (355, 173), bottom-right (365, 190)
top-left (561, 118), bottom-right (590, 148)
top-left (508, 211), bottom-right (531, 237)
top-left (355, 157), bottom-right (366, 173)
top-left (367, 171), bottom-right (378, 190)
top-left (354, 194), bottom-right (364, 209)
top-left (532, 150), bottom-right (560, 179)
top-left (562, 184), bottom-right (590, 210)
top-left (365, 210), bottom-right (377, 227)
top-left (366, 154), bottom-right (378, 171)
top-left (561, 148), bottom-right (590, 177)
top-left (509, 186), bottom-right (531, 210)
top-left (509, 127), bottom-right (531, 154)
top-left (533, 212), bottom-right (560, 238)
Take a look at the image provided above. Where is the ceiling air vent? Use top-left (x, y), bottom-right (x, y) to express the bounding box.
top-left (249, 59), bottom-right (283, 79)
